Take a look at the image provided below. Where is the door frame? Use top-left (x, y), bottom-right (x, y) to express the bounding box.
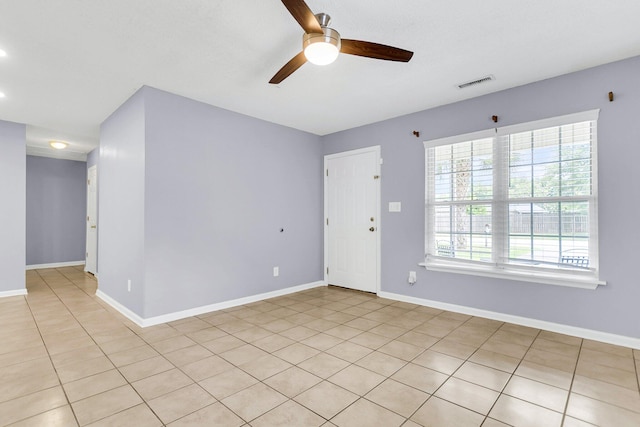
top-left (324, 145), bottom-right (381, 294)
top-left (85, 164), bottom-right (98, 275)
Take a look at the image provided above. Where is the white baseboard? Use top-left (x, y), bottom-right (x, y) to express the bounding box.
top-left (26, 261), bottom-right (85, 270)
top-left (379, 291), bottom-right (640, 350)
top-left (0, 289), bottom-right (28, 298)
top-left (97, 281), bottom-right (328, 328)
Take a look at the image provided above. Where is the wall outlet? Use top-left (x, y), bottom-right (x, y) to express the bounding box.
top-left (127, 279), bottom-right (131, 292)
top-left (408, 271), bottom-right (417, 285)
top-left (273, 266), bottom-right (279, 277)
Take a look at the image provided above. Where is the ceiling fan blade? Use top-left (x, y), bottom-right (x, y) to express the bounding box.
top-left (280, 0), bottom-right (323, 34)
top-left (341, 39), bottom-right (414, 62)
top-left (269, 51), bottom-right (307, 84)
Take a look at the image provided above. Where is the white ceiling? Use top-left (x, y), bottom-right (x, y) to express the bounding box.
top-left (1, 1), bottom-right (640, 160)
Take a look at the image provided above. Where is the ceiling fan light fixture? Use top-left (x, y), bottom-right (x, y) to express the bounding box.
top-left (303, 28), bottom-right (341, 65)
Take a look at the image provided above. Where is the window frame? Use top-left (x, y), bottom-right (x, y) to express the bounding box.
top-left (423, 110), bottom-right (605, 289)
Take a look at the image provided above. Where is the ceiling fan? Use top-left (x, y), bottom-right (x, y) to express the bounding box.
top-left (269, 0), bottom-right (414, 84)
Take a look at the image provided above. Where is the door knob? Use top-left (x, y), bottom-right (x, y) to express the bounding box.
top-left (369, 227), bottom-right (375, 232)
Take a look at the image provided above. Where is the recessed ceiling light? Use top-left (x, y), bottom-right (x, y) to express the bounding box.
top-left (0, 92), bottom-right (5, 98)
top-left (49, 140), bottom-right (68, 150)
top-left (0, 49), bottom-right (6, 57)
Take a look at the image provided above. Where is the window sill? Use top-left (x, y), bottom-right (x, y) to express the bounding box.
top-left (418, 260), bottom-right (606, 290)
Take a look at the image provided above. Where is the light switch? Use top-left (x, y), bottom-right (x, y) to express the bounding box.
top-left (389, 202), bottom-right (402, 212)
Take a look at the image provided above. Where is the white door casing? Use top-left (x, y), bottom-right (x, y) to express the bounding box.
top-left (325, 146), bottom-right (380, 293)
top-left (85, 165), bottom-right (98, 275)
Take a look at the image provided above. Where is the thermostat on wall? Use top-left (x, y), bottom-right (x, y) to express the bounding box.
top-left (389, 202), bottom-right (401, 212)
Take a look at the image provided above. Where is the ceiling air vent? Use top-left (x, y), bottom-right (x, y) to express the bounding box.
top-left (457, 75), bottom-right (495, 89)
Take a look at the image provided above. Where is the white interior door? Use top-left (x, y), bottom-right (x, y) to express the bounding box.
top-left (85, 165), bottom-right (98, 275)
top-left (325, 147), bottom-right (380, 293)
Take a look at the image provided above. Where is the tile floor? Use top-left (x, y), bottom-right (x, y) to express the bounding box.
top-left (1, 267), bottom-right (639, 426)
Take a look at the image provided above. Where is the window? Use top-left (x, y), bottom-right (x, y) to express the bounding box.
top-left (424, 110), bottom-right (604, 289)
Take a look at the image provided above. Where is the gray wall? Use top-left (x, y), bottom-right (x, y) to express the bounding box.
top-left (322, 55), bottom-right (640, 338)
top-left (0, 120), bottom-right (26, 293)
top-left (26, 156), bottom-right (87, 266)
top-left (99, 90), bottom-right (147, 315)
top-left (100, 87), bottom-right (323, 318)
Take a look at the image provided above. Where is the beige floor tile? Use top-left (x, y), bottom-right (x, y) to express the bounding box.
top-left (514, 360), bottom-right (573, 390)
top-left (252, 333), bottom-right (295, 353)
top-left (301, 333), bottom-right (344, 351)
top-left (561, 416), bottom-right (598, 427)
top-left (328, 364), bottom-right (386, 395)
top-left (250, 400), bottom-right (325, 427)
top-left (453, 361), bottom-right (511, 392)
top-left (185, 326), bottom-right (227, 344)
top-left (489, 395), bottom-right (563, 427)
top-left (481, 338), bottom-right (530, 359)
top-left (98, 334), bottom-right (147, 355)
top-left (571, 374), bottom-right (640, 413)
top-left (582, 339), bottom-right (634, 358)
top-left (8, 404), bottom-right (78, 427)
top-left (412, 349), bottom-right (464, 375)
top-left (0, 386), bottom-right (68, 426)
top-left (151, 335), bottom-right (197, 354)
top-left (0, 370), bottom-right (59, 403)
top-left (64, 369), bottom-right (127, 402)
top-left (220, 344), bottom-right (269, 365)
top-left (164, 344), bottom-right (214, 367)
top-left (411, 396), bottom-right (484, 427)
top-left (575, 359), bottom-right (638, 390)
top-left (395, 330), bottom-right (439, 349)
top-left (355, 351), bottom-right (407, 377)
top-left (468, 349), bottom-right (520, 373)
top-left (524, 348), bottom-right (578, 373)
top-left (367, 324), bottom-right (407, 339)
top-left (348, 331), bottom-right (392, 350)
top-left (56, 355), bottom-right (115, 384)
top-left (260, 319), bottom-right (298, 333)
top-left (234, 326), bottom-right (274, 343)
top-left (50, 345), bottom-right (105, 368)
top-left (294, 381), bottom-right (358, 419)
top-left (132, 368), bottom-right (193, 400)
top-left (108, 345), bottom-right (159, 368)
top-left (538, 330), bottom-right (582, 347)
top-left (365, 379), bottom-right (429, 417)
top-left (147, 383), bottom-right (216, 424)
top-left (239, 354), bottom-right (292, 380)
top-left (278, 327), bottom-right (320, 343)
top-left (482, 418), bottom-right (513, 427)
top-left (265, 366), bottom-right (323, 398)
top-left (217, 319), bottom-right (258, 334)
top-left (86, 403), bottom-right (162, 427)
top-left (118, 355), bottom-right (174, 382)
top-left (435, 376), bottom-right (499, 415)
top-left (273, 343), bottom-right (320, 364)
top-left (566, 393), bottom-right (640, 427)
top-left (167, 402), bottom-right (244, 427)
top-left (11, 271), bottom-right (640, 427)
top-left (492, 330), bottom-right (537, 347)
top-left (181, 354), bottom-right (234, 381)
top-left (391, 363), bottom-right (448, 394)
top-left (72, 385), bottom-right (143, 426)
top-left (326, 341), bottom-right (373, 363)
top-left (198, 367), bottom-right (258, 400)
top-left (296, 352), bottom-right (350, 379)
top-left (222, 383), bottom-right (287, 422)
top-left (503, 375), bottom-right (568, 412)
top-left (579, 347), bottom-right (636, 372)
top-left (430, 338), bottom-right (477, 360)
top-left (332, 398), bottom-right (405, 427)
top-left (201, 334), bottom-right (246, 354)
